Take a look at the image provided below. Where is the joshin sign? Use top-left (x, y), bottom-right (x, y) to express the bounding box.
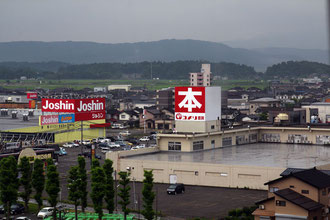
top-left (175, 87), bottom-right (205, 121)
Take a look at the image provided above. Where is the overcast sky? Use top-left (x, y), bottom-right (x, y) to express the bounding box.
top-left (0, 0), bottom-right (328, 49)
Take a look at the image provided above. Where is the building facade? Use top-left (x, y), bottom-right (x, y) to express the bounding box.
top-left (190, 64), bottom-right (212, 86)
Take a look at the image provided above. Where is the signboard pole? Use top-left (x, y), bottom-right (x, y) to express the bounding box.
top-left (80, 121), bottom-right (83, 154)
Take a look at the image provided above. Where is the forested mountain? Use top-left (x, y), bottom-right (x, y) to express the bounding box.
top-left (0, 40), bottom-right (327, 71)
top-left (265, 61), bottom-right (330, 78)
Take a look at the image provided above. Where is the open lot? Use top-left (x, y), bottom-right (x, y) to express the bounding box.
top-left (56, 147), bottom-right (266, 219)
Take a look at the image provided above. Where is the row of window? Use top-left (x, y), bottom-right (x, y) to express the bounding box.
top-left (168, 140), bottom-right (214, 151)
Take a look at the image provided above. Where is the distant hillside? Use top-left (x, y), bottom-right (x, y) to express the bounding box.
top-left (265, 61), bottom-right (330, 78)
top-left (0, 40), bottom-right (328, 71)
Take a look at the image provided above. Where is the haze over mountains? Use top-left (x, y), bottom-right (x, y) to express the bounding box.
top-left (0, 39), bottom-right (328, 71)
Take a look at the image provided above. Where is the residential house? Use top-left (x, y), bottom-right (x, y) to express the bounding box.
top-left (249, 98), bottom-right (281, 115)
top-left (253, 168), bottom-right (330, 220)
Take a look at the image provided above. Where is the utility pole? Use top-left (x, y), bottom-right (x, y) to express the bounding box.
top-left (151, 62), bottom-right (153, 80)
top-left (115, 170), bottom-right (118, 213)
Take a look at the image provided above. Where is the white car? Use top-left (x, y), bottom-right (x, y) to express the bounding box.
top-left (108, 142), bottom-right (120, 148)
top-left (100, 138), bottom-right (111, 143)
top-left (139, 136), bottom-right (150, 142)
top-left (136, 144), bottom-right (146, 149)
top-left (37, 207), bottom-right (54, 218)
top-left (62, 142), bottom-right (79, 148)
top-left (96, 137), bottom-right (105, 143)
top-left (82, 140), bottom-right (91, 145)
top-left (16, 217), bottom-right (31, 220)
top-left (119, 130), bottom-right (131, 136)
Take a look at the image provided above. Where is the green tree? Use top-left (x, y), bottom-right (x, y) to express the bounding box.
top-left (92, 158), bottom-right (100, 169)
top-left (103, 159), bottom-right (115, 213)
top-left (32, 159), bottom-right (45, 211)
top-left (18, 157), bottom-right (32, 213)
top-left (0, 156), bottom-right (19, 219)
top-left (46, 164), bottom-right (60, 220)
top-left (78, 156), bottom-right (88, 212)
top-left (68, 166), bottom-right (80, 220)
top-left (91, 166), bottom-right (105, 219)
top-left (142, 170), bottom-right (155, 220)
top-left (118, 171), bottom-right (131, 220)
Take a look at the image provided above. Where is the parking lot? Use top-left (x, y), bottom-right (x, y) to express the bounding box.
top-left (0, 141), bottom-right (266, 220)
top-left (55, 146), bottom-right (266, 219)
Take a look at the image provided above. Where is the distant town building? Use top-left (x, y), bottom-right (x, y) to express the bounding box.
top-left (156, 88), bottom-right (175, 111)
top-left (108, 84), bottom-right (131, 92)
top-left (302, 76), bottom-right (322, 84)
top-left (190, 64), bottom-right (212, 86)
top-left (94, 87), bottom-right (107, 93)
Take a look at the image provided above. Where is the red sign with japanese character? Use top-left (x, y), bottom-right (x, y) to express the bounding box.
top-left (175, 87), bottom-right (205, 121)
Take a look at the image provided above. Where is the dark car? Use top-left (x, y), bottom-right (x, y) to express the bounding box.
top-left (167, 184), bottom-right (185, 195)
top-left (78, 151), bottom-right (101, 159)
top-left (0, 204), bottom-right (25, 215)
top-left (127, 138), bottom-right (138, 145)
top-left (10, 204), bottom-right (24, 215)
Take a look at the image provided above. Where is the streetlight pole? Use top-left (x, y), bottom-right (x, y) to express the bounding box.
top-left (133, 177), bottom-right (137, 210)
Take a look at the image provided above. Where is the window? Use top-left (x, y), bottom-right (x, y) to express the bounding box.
top-left (322, 189), bottom-right (326, 196)
top-left (211, 125), bottom-right (215, 129)
top-left (301, 190), bottom-right (309, 194)
top-left (269, 187), bottom-right (279, 193)
top-left (168, 142), bottom-right (181, 151)
top-left (120, 114), bottom-right (126, 119)
top-left (193, 141), bottom-right (204, 151)
top-left (290, 185), bottom-right (294, 188)
top-left (222, 137), bottom-right (232, 146)
top-left (276, 200), bottom-right (286, 206)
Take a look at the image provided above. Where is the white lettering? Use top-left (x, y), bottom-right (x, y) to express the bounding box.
top-left (43, 100), bottom-right (74, 111)
top-left (77, 99), bottom-right (104, 112)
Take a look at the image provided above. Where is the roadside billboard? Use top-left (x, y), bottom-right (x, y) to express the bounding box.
top-left (41, 98), bottom-right (106, 121)
top-left (59, 114), bottom-right (75, 124)
top-left (27, 92), bottom-right (38, 99)
top-left (175, 87), bottom-right (221, 121)
top-left (175, 87), bottom-right (205, 121)
top-left (40, 115), bottom-right (59, 126)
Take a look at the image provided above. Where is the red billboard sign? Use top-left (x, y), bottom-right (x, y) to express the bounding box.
top-left (40, 115), bottom-right (59, 125)
top-left (41, 98), bottom-right (106, 121)
top-left (175, 87), bottom-right (205, 121)
top-left (42, 99), bottom-right (76, 113)
top-left (27, 92), bottom-right (38, 99)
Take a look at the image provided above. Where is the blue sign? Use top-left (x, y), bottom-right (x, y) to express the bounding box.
top-left (59, 114), bottom-right (75, 124)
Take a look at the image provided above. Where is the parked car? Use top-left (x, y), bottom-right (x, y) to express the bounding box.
top-left (37, 207), bottom-right (54, 218)
top-left (78, 151), bottom-right (101, 159)
top-left (59, 147), bottom-right (67, 155)
top-left (0, 204), bottom-right (24, 215)
top-left (127, 138), bottom-right (138, 145)
top-left (119, 130), bottom-right (131, 136)
top-left (16, 217), bottom-right (31, 220)
top-left (139, 136), bottom-right (150, 142)
top-left (136, 144), bottom-right (146, 149)
top-left (108, 142), bottom-right (120, 148)
top-left (10, 204), bottom-right (25, 215)
top-left (101, 148), bottom-right (112, 154)
top-left (167, 184), bottom-right (185, 195)
top-left (96, 137), bottom-right (105, 143)
top-left (62, 142), bottom-right (79, 148)
top-left (115, 141), bottom-right (126, 147)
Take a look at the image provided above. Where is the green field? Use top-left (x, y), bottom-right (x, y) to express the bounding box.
top-left (0, 79), bottom-right (268, 91)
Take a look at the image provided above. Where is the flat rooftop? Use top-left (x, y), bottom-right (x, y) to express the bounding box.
top-left (0, 116), bottom-right (39, 131)
top-left (126, 143), bottom-right (330, 168)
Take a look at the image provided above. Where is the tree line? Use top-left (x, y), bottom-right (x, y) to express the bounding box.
top-left (0, 156), bottom-right (156, 220)
top-left (0, 61), bottom-right (259, 80)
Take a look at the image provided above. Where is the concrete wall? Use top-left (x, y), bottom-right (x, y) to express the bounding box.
top-left (158, 126), bottom-right (330, 153)
top-left (106, 151), bottom-right (284, 190)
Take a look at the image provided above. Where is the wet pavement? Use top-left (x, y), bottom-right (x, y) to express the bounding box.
top-left (127, 143), bottom-right (330, 168)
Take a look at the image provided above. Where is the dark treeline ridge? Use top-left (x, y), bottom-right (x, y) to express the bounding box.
top-left (265, 61), bottom-right (330, 78)
top-left (0, 61), bottom-right (258, 80)
top-left (1, 60), bottom-right (330, 80)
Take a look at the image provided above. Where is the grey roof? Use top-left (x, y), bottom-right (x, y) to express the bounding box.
top-left (126, 143), bottom-right (330, 168)
top-left (310, 102), bottom-right (330, 106)
top-left (274, 189), bottom-right (323, 211)
top-left (0, 117), bottom-right (39, 131)
top-left (250, 97), bottom-right (280, 102)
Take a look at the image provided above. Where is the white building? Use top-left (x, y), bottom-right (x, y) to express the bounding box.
top-left (107, 85), bottom-right (131, 92)
top-left (190, 64), bottom-right (212, 87)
